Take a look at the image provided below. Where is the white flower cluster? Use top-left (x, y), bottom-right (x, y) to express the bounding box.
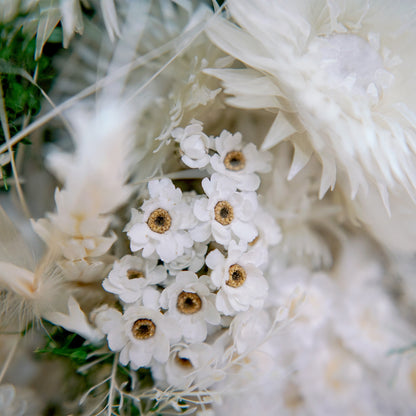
top-left (93, 122), bottom-right (280, 387)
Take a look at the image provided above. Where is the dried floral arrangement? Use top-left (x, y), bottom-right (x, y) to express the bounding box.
top-left (1, 0), bottom-right (416, 415)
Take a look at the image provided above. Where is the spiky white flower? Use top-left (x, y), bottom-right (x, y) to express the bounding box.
top-left (160, 271), bottom-right (220, 343)
top-left (206, 0), bottom-right (416, 251)
top-left (126, 179), bottom-right (195, 263)
top-left (172, 120), bottom-right (213, 169)
top-left (206, 240), bottom-right (268, 315)
top-left (210, 129), bottom-right (272, 191)
top-left (102, 255), bottom-right (167, 304)
top-left (95, 304), bottom-right (180, 369)
top-left (191, 173), bottom-right (258, 247)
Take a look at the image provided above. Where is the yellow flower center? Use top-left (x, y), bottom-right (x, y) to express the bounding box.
top-left (126, 269), bottom-right (144, 279)
top-left (224, 150), bottom-right (246, 171)
top-left (175, 354), bottom-right (193, 368)
top-left (226, 264), bottom-right (247, 288)
top-left (132, 318), bottom-right (156, 340)
top-left (177, 291), bottom-right (202, 314)
top-left (147, 208), bottom-right (172, 234)
top-left (214, 201), bottom-right (234, 225)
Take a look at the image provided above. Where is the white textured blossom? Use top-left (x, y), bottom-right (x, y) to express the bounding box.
top-left (126, 179), bottom-right (195, 263)
top-left (206, 241), bottom-right (268, 315)
top-left (210, 129), bottom-right (272, 191)
top-left (172, 120), bottom-right (213, 168)
top-left (95, 304), bottom-right (180, 369)
top-left (103, 255), bottom-right (166, 303)
top-left (206, 0), bottom-right (416, 251)
top-left (191, 173), bottom-right (258, 247)
top-left (160, 271), bottom-right (220, 343)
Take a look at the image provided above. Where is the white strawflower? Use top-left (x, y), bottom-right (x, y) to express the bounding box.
top-left (191, 173), bottom-right (258, 247)
top-left (126, 178), bottom-right (194, 263)
top-left (103, 255), bottom-right (167, 303)
top-left (210, 129), bottom-right (272, 191)
top-left (172, 120), bottom-right (213, 169)
top-left (206, 0), bottom-right (416, 251)
top-left (95, 304), bottom-right (180, 369)
top-left (160, 271), bottom-right (220, 343)
top-left (206, 240), bottom-right (268, 315)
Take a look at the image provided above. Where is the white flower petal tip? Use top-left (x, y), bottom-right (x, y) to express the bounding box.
top-left (45, 296), bottom-right (104, 344)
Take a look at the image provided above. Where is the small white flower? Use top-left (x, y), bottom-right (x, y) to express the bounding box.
top-left (172, 120), bottom-right (213, 168)
top-left (206, 240), bottom-right (268, 315)
top-left (102, 255), bottom-right (167, 303)
top-left (126, 179), bottom-right (194, 263)
top-left (95, 304), bottom-right (180, 369)
top-left (191, 173), bottom-right (258, 247)
top-left (160, 343), bottom-right (225, 389)
top-left (160, 271), bottom-right (220, 343)
top-left (164, 242), bottom-right (208, 276)
top-left (229, 309), bottom-right (271, 354)
top-left (210, 130), bottom-right (272, 191)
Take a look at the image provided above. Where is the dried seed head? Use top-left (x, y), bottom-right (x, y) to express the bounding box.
top-left (214, 201), bottom-right (234, 225)
top-left (226, 264), bottom-right (247, 288)
top-left (127, 269), bottom-right (144, 279)
top-left (177, 291), bottom-right (202, 314)
top-left (175, 354), bottom-right (193, 368)
top-left (147, 208), bottom-right (172, 234)
top-left (132, 318), bottom-right (156, 340)
top-left (224, 150), bottom-right (246, 171)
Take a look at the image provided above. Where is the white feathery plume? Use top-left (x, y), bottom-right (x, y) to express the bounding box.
top-left (0, 204), bottom-right (66, 329)
top-left (32, 102), bottom-right (135, 263)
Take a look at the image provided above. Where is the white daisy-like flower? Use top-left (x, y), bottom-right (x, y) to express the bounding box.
top-left (172, 120), bottom-right (213, 169)
top-left (94, 304), bottom-right (180, 369)
top-left (206, 240), bottom-right (268, 315)
top-left (164, 242), bottom-right (208, 276)
top-left (191, 173), bottom-right (258, 247)
top-left (102, 255), bottom-right (167, 303)
top-left (153, 343), bottom-right (225, 390)
top-left (210, 129), bottom-right (272, 191)
top-left (126, 179), bottom-right (194, 263)
top-left (160, 271), bottom-right (220, 343)
top-left (206, 0), bottom-right (416, 249)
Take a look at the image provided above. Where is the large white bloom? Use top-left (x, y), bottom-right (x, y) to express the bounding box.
top-left (206, 0), bottom-right (416, 251)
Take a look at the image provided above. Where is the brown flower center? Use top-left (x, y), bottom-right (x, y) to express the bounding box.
top-left (214, 201), bottom-right (234, 225)
top-left (127, 269), bottom-right (144, 279)
top-left (147, 208), bottom-right (171, 234)
top-left (224, 150), bottom-right (246, 171)
top-left (226, 264), bottom-right (247, 288)
top-left (177, 291), bottom-right (202, 314)
top-left (132, 318), bottom-right (156, 340)
top-left (175, 354), bottom-right (193, 368)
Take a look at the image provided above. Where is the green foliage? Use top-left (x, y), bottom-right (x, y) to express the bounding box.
top-left (0, 22), bottom-right (56, 189)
